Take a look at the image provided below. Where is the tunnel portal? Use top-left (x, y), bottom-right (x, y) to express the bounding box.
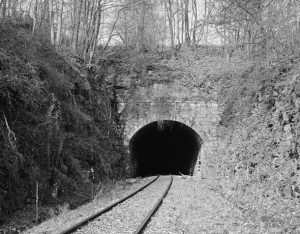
top-left (130, 120), bottom-right (202, 177)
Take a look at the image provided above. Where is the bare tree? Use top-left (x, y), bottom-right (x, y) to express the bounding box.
top-left (136, 0), bottom-right (146, 52)
top-left (191, 0), bottom-right (197, 47)
top-left (72, 0), bottom-right (83, 52)
top-left (48, 0), bottom-right (55, 45)
top-left (88, 0), bottom-right (102, 63)
top-left (1, 0), bottom-right (7, 19)
top-left (165, 0), bottom-right (176, 56)
top-left (184, 0), bottom-right (191, 46)
top-left (30, 0), bottom-right (38, 35)
top-left (175, 0), bottom-right (181, 46)
top-left (55, 0), bottom-right (64, 46)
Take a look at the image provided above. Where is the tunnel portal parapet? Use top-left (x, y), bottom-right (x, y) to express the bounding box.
top-left (117, 84), bottom-right (221, 177)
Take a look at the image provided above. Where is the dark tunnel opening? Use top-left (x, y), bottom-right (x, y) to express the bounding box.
top-left (129, 120), bottom-right (202, 177)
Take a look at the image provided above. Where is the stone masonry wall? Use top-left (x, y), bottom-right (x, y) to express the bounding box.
top-left (117, 84), bottom-right (221, 177)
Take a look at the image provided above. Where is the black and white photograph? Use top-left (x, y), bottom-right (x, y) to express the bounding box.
top-left (0, 0), bottom-right (300, 233)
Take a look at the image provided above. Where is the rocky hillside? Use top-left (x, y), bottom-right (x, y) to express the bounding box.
top-left (0, 21), bottom-right (128, 227)
top-left (176, 47), bottom-right (300, 232)
top-left (136, 46), bottom-right (300, 232)
top-left (212, 55), bottom-right (300, 232)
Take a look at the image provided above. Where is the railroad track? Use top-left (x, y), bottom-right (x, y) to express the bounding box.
top-left (59, 175), bottom-right (173, 234)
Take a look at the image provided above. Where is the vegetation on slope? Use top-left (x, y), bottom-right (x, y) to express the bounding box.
top-left (1, 0), bottom-right (300, 232)
top-left (173, 47), bottom-right (300, 231)
top-left (211, 55), bottom-right (300, 232)
top-left (0, 21), bottom-right (127, 227)
top-left (147, 44), bottom-right (300, 232)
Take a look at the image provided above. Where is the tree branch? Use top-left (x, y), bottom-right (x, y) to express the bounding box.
top-left (231, 0), bottom-right (290, 51)
top-left (3, 114), bottom-right (17, 150)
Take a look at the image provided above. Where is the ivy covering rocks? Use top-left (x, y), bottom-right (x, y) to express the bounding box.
top-left (0, 21), bottom-right (128, 229)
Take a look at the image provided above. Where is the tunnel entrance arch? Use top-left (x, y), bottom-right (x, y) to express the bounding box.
top-left (129, 120), bottom-right (202, 177)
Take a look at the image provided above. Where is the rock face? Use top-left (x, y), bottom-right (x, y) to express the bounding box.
top-left (0, 22), bottom-right (127, 218)
top-left (118, 83), bottom-right (220, 177)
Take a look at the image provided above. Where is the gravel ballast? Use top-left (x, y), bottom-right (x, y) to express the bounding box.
top-left (74, 176), bottom-right (171, 234)
top-left (144, 176), bottom-right (242, 234)
top-left (24, 177), bottom-right (156, 234)
top-left (25, 176), bottom-right (247, 234)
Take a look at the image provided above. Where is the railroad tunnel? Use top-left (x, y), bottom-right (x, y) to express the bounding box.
top-left (129, 120), bottom-right (202, 177)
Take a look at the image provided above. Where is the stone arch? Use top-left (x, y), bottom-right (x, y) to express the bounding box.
top-left (124, 116), bottom-right (204, 146)
top-left (119, 100), bottom-right (220, 177)
top-left (129, 120), bottom-right (203, 177)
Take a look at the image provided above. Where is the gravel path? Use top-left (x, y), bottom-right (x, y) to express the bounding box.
top-left (74, 176), bottom-right (171, 234)
top-left (144, 176), bottom-right (242, 234)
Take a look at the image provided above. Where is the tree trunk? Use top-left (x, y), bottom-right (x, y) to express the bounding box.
top-left (11, 0), bottom-right (17, 17)
top-left (31, 0), bottom-right (38, 35)
top-left (123, 10), bottom-right (128, 48)
top-left (89, 1), bottom-right (102, 64)
top-left (81, 0), bottom-right (90, 58)
top-left (83, 0), bottom-right (96, 60)
top-left (104, 10), bottom-right (120, 51)
top-left (247, 25), bottom-right (252, 56)
top-left (223, 25), bottom-right (227, 58)
top-left (7, 0), bottom-right (10, 17)
top-left (85, 0), bottom-right (98, 60)
top-left (48, 0), bottom-right (55, 45)
top-left (55, 0), bottom-right (64, 46)
top-left (70, 0), bottom-right (76, 46)
top-left (176, 0), bottom-right (181, 46)
top-left (191, 0), bottom-right (197, 47)
top-left (204, 0), bottom-right (208, 45)
top-left (165, 0), bottom-right (176, 57)
top-left (73, 0), bottom-right (83, 52)
top-left (162, 0), bottom-right (167, 54)
top-left (35, 181), bottom-right (39, 222)
top-left (138, 0), bottom-right (146, 52)
top-left (181, 0), bottom-right (184, 44)
top-left (1, 0), bottom-right (6, 19)
top-left (184, 0), bottom-right (191, 46)
top-left (40, 0), bottom-right (51, 42)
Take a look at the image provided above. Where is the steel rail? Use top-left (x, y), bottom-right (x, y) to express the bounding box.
top-left (134, 175), bottom-right (173, 234)
top-left (59, 176), bottom-right (160, 234)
